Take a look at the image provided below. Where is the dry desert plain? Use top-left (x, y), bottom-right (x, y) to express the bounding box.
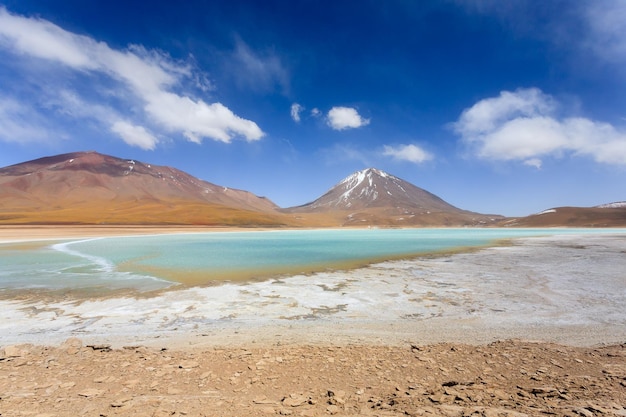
top-left (1, 226), bottom-right (625, 417)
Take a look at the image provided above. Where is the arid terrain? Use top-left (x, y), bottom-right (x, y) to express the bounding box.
top-left (1, 339), bottom-right (625, 417)
top-left (502, 206), bottom-right (626, 228)
top-left (1, 227), bottom-right (625, 416)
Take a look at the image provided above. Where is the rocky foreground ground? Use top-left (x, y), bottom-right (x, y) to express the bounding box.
top-left (1, 339), bottom-right (625, 417)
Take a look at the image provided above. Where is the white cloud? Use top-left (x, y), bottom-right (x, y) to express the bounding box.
top-left (523, 158), bottom-right (542, 169)
top-left (584, 0), bottom-right (626, 63)
top-left (229, 38), bottom-right (290, 94)
top-left (0, 96), bottom-right (53, 143)
top-left (290, 103), bottom-right (303, 123)
top-left (460, 1), bottom-right (626, 68)
top-left (455, 88), bottom-right (556, 135)
top-left (144, 92), bottom-right (263, 143)
top-left (46, 90), bottom-right (120, 125)
top-left (382, 144), bottom-right (433, 164)
top-left (327, 106), bottom-right (370, 130)
top-left (311, 108), bottom-right (321, 117)
top-left (111, 121), bottom-right (158, 150)
top-left (454, 88), bottom-right (626, 166)
top-left (0, 7), bottom-right (264, 147)
top-left (0, 9), bottom-right (98, 69)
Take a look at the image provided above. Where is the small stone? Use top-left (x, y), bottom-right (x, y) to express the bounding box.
top-left (586, 404), bottom-right (609, 414)
top-left (326, 405), bottom-right (339, 415)
top-left (531, 386), bottom-right (557, 396)
top-left (60, 338), bottom-right (83, 354)
top-left (179, 360), bottom-right (199, 369)
top-left (253, 396), bottom-right (278, 405)
top-left (573, 408), bottom-right (594, 417)
top-left (492, 389), bottom-right (512, 400)
top-left (87, 344), bottom-right (111, 351)
top-left (4, 345), bottom-right (26, 358)
top-left (111, 396), bottom-right (133, 407)
top-left (327, 389), bottom-right (346, 405)
top-left (283, 394), bottom-right (308, 407)
top-left (438, 405), bottom-right (465, 417)
top-left (428, 394), bottom-right (449, 403)
top-left (78, 388), bottom-right (104, 397)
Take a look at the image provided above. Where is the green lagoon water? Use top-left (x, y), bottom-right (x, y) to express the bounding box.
top-left (1, 228), bottom-right (623, 294)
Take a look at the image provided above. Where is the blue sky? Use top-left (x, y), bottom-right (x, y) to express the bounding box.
top-left (0, 0), bottom-right (625, 216)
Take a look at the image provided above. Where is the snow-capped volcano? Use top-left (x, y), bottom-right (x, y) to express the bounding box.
top-left (293, 168), bottom-right (463, 212)
top-left (286, 168), bottom-right (500, 226)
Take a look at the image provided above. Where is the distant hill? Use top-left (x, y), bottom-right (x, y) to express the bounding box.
top-left (500, 204), bottom-right (626, 227)
top-left (284, 168), bottom-right (502, 226)
top-left (0, 151), bottom-right (285, 226)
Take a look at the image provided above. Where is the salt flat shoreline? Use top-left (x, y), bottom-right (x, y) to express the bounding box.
top-left (0, 225), bottom-right (269, 244)
top-left (1, 227), bottom-right (625, 351)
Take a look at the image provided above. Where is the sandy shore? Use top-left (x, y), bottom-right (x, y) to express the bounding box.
top-left (0, 225), bottom-right (252, 244)
top-left (1, 227), bottom-right (625, 416)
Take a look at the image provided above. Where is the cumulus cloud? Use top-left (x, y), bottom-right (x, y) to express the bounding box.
top-left (382, 144), bottom-right (433, 164)
top-left (0, 7), bottom-right (264, 148)
top-left (290, 103), bottom-right (303, 122)
top-left (311, 108), bottom-right (321, 117)
top-left (327, 106), bottom-right (370, 130)
top-left (144, 92), bottom-right (263, 143)
top-left (111, 121), bottom-right (158, 150)
top-left (454, 87), bottom-right (626, 166)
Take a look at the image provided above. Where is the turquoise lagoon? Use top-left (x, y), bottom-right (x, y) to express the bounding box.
top-left (1, 228), bottom-right (624, 294)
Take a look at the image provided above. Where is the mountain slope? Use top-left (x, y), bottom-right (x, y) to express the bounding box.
top-left (285, 168), bottom-right (502, 226)
top-left (501, 205), bottom-right (626, 227)
top-left (0, 151), bottom-right (285, 225)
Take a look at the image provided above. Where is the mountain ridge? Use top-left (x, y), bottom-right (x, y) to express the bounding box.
top-left (1, 151), bottom-right (624, 226)
top-left (0, 150), bottom-right (277, 210)
top-left (0, 151), bottom-right (284, 225)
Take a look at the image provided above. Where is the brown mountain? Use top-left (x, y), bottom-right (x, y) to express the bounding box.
top-left (0, 151), bottom-right (286, 226)
top-left (284, 168), bottom-right (502, 226)
top-left (11, 153), bottom-right (619, 228)
top-left (501, 203), bottom-right (626, 227)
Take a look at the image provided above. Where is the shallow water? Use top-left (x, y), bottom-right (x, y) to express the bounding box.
top-left (1, 232), bottom-right (624, 347)
top-left (1, 228), bottom-right (624, 295)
